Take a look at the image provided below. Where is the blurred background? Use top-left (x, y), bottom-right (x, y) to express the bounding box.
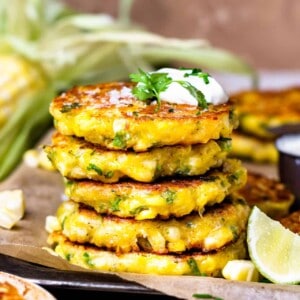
top-left (65, 0), bottom-right (300, 70)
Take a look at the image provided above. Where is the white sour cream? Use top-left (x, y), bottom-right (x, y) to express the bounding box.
top-left (151, 68), bottom-right (228, 106)
top-left (276, 134), bottom-right (300, 157)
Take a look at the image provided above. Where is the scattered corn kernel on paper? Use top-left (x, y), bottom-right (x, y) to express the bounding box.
top-left (0, 130), bottom-right (299, 300)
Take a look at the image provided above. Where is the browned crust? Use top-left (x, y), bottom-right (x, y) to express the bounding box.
top-left (47, 231), bottom-right (247, 276)
top-left (76, 197), bottom-right (246, 226)
top-left (51, 82), bottom-right (232, 121)
top-left (280, 210), bottom-right (300, 234)
top-left (71, 176), bottom-right (217, 191)
top-left (50, 230), bottom-right (244, 257)
top-left (67, 165), bottom-right (236, 192)
top-left (238, 171), bottom-right (294, 205)
top-left (231, 87), bottom-right (300, 117)
top-left (49, 82), bottom-right (236, 151)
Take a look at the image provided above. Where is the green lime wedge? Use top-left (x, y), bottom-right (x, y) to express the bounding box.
top-left (247, 206), bottom-right (300, 284)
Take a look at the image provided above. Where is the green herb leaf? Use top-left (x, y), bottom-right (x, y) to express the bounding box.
top-left (181, 67), bottom-right (202, 74)
top-left (182, 68), bottom-right (210, 84)
top-left (162, 189), bottom-right (176, 204)
top-left (218, 138), bottom-right (232, 151)
top-left (228, 173), bottom-right (239, 184)
top-left (112, 132), bottom-right (127, 149)
top-left (111, 196), bottom-right (122, 212)
top-left (230, 225), bottom-right (239, 240)
top-left (61, 216), bottom-right (67, 230)
top-left (175, 80), bottom-right (208, 109)
top-left (83, 252), bottom-right (94, 267)
top-left (187, 258), bottom-right (202, 276)
top-left (87, 163), bottom-right (103, 175)
top-left (130, 206), bottom-right (148, 215)
top-left (104, 170), bottom-right (114, 179)
top-left (130, 68), bottom-right (172, 109)
top-left (176, 166), bottom-right (191, 176)
top-left (198, 73), bottom-right (210, 84)
top-left (60, 102), bottom-right (81, 113)
top-left (193, 293), bottom-right (223, 300)
top-left (65, 253), bottom-right (72, 261)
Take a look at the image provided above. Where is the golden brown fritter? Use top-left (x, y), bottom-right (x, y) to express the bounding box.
top-left (280, 210), bottom-right (300, 234)
top-left (65, 159), bottom-right (247, 220)
top-left (230, 131), bottom-right (278, 164)
top-left (44, 131), bottom-right (231, 183)
top-left (47, 231), bottom-right (247, 276)
top-left (231, 87), bottom-right (300, 139)
top-left (237, 171), bottom-right (295, 219)
top-left (49, 82), bottom-right (238, 151)
top-left (54, 196), bottom-right (250, 254)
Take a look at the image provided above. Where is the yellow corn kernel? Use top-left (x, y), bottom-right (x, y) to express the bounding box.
top-left (222, 259), bottom-right (259, 282)
top-left (45, 215), bottom-right (61, 233)
top-left (23, 149), bottom-right (56, 171)
top-left (38, 149), bottom-right (56, 171)
top-left (0, 54), bottom-right (46, 127)
top-left (23, 149), bottom-right (40, 168)
top-left (0, 189), bottom-right (25, 229)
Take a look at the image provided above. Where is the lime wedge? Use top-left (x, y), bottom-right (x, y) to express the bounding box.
top-left (247, 206), bottom-right (300, 284)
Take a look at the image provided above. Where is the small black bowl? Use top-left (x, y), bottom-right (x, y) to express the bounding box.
top-left (275, 134), bottom-right (300, 209)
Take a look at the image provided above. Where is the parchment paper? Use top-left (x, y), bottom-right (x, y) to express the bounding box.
top-left (0, 130), bottom-right (299, 300)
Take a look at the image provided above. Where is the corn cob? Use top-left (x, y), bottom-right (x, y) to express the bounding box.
top-left (0, 54), bottom-right (55, 180)
top-left (0, 54), bottom-right (46, 127)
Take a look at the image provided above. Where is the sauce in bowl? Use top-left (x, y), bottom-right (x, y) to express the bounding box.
top-left (276, 134), bottom-right (300, 208)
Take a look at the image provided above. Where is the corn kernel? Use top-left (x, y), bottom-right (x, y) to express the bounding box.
top-left (23, 148), bottom-right (55, 171)
top-left (23, 149), bottom-right (39, 168)
top-left (45, 215), bottom-right (61, 233)
top-left (0, 189), bottom-right (25, 229)
top-left (38, 149), bottom-right (56, 171)
top-left (222, 259), bottom-right (259, 282)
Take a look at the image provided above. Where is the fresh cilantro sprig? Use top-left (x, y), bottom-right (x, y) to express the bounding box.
top-left (130, 68), bottom-right (208, 110)
top-left (130, 68), bottom-right (172, 110)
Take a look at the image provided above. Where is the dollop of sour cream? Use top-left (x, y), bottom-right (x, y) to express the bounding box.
top-left (276, 134), bottom-right (300, 157)
top-left (152, 68), bottom-right (228, 106)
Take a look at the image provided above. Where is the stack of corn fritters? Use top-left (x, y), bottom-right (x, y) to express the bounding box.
top-left (45, 81), bottom-right (250, 276)
top-left (230, 87), bottom-right (300, 164)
